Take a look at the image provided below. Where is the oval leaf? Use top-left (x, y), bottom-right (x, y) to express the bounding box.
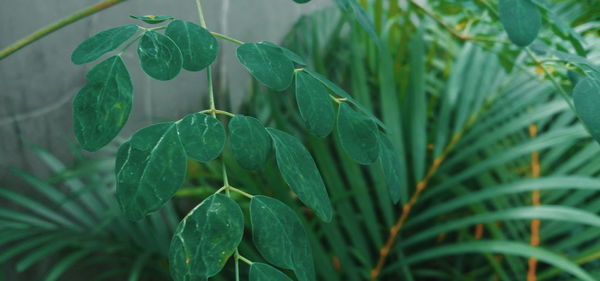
top-left (71, 25), bottom-right (139, 65)
top-left (295, 71), bottom-right (334, 137)
top-left (266, 128), bottom-right (332, 222)
top-left (137, 31), bottom-right (183, 81)
top-left (337, 103), bottom-right (379, 165)
top-left (169, 194), bottom-right (244, 281)
top-left (176, 113), bottom-right (225, 162)
top-left (574, 78), bottom-right (600, 144)
top-left (262, 42), bottom-right (307, 65)
top-left (165, 20), bottom-right (218, 71)
top-left (115, 122), bottom-right (186, 220)
top-left (250, 196), bottom-right (315, 281)
top-left (229, 115), bottom-right (272, 170)
top-left (73, 56), bottom-right (132, 152)
top-left (236, 42), bottom-right (294, 91)
top-left (129, 14), bottom-right (174, 24)
top-left (377, 131), bottom-right (406, 204)
top-left (250, 263), bottom-right (294, 281)
top-left (499, 0), bottom-right (541, 47)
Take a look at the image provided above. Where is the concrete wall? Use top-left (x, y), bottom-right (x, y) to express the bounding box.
top-left (0, 0), bottom-right (328, 188)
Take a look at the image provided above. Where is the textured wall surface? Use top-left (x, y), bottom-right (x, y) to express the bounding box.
top-left (0, 0), bottom-right (328, 189)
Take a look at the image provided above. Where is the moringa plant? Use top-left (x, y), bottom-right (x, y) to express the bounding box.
top-left (68, 1), bottom-right (403, 281)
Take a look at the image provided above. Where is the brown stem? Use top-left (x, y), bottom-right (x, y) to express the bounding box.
top-left (0, 0), bottom-right (125, 60)
top-left (527, 124), bottom-right (541, 281)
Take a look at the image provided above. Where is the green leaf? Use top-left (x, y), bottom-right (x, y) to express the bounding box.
top-left (137, 31), bottom-right (183, 81)
top-left (266, 128), bottom-right (332, 222)
top-left (303, 68), bottom-right (385, 129)
top-left (334, 0), bottom-right (380, 46)
top-left (228, 115), bottom-right (272, 170)
top-left (337, 103), bottom-right (379, 165)
top-left (573, 78), bottom-right (600, 144)
top-left (262, 42), bottom-right (307, 65)
top-left (165, 20), bottom-right (218, 71)
top-left (499, 0), bottom-right (541, 47)
top-left (250, 196), bottom-right (315, 281)
top-left (71, 25), bottom-right (139, 65)
top-left (377, 132), bottom-right (405, 204)
top-left (404, 241), bottom-right (595, 281)
top-left (236, 42), bottom-right (294, 91)
top-left (169, 194), bottom-right (244, 281)
top-left (129, 14), bottom-right (174, 24)
top-left (250, 263), bottom-right (294, 281)
top-left (292, 0), bottom-right (310, 3)
top-left (73, 56), bottom-right (132, 152)
top-left (115, 123), bottom-right (186, 220)
top-left (176, 113), bottom-right (225, 162)
top-left (295, 71), bottom-right (334, 137)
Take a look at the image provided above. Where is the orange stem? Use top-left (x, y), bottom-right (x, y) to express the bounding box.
top-left (527, 124), bottom-right (541, 281)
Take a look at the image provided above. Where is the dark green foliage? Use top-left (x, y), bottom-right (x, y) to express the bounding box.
top-left (71, 25), bottom-right (138, 64)
top-left (236, 42), bottom-right (294, 91)
top-left (336, 103), bottom-right (379, 165)
top-left (229, 115), bottom-right (272, 170)
top-left (295, 71), bottom-right (334, 137)
top-left (165, 20), bottom-right (218, 71)
top-left (169, 194), bottom-right (244, 281)
top-left (73, 56), bottom-right (132, 152)
top-left (267, 128), bottom-right (332, 222)
top-left (176, 113), bottom-right (225, 162)
top-left (250, 196), bottom-right (315, 281)
top-left (250, 263), bottom-right (294, 281)
top-left (137, 31), bottom-right (183, 80)
top-left (499, 0), bottom-right (541, 46)
top-left (115, 123), bottom-right (187, 220)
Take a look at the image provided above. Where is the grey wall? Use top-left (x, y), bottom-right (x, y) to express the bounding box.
top-left (0, 0), bottom-right (328, 188)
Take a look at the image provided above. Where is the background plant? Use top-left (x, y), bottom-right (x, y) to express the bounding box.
top-left (1, 0), bottom-right (600, 281)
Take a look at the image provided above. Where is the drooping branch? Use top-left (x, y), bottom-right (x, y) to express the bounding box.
top-left (0, 0), bottom-right (126, 60)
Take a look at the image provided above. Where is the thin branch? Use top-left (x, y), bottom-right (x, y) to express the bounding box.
top-left (210, 32), bottom-right (244, 45)
top-left (0, 0), bottom-right (125, 60)
top-left (527, 124), bottom-right (541, 281)
top-left (370, 111), bottom-right (480, 280)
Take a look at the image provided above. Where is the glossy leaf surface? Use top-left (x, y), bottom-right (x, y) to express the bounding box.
top-left (236, 42), bottom-right (294, 91)
top-left (337, 103), bottom-right (379, 165)
top-left (176, 113), bottom-right (224, 162)
top-left (573, 78), bottom-right (600, 144)
top-left (129, 14), bottom-right (174, 24)
top-left (499, 0), bottom-right (541, 47)
top-left (73, 56), bottom-right (132, 152)
top-left (169, 194), bottom-right (244, 281)
top-left (165, 20), bottom-right (218, 71)
top-left (295, 71), bottom-right (334, 137)
top-left (71, 25), bottom-right (138, 65)
top-left (115, 123), bottom-right (186, 220)
top-left (267, 128), bottom-right (332, 222)
top-left (250, 263), bottom-right (293, 281)
top-left (378, 132), bottom-right (405, 204)
top-left (262, 42), bottom-right (307, 65)
top-left (228, 115), bottom-right (272, 170)
top-left (137, 31), bottom-right (182, 80)
top-left (250, 196), bottom-right (315, 281)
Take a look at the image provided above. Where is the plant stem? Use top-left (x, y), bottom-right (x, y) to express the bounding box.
top-left (524, 47), bottom-right (575, 111)
top-left (527, 124), bottom-right (541, 281)
top-left (199, 109), bottom-right (235, 117)
top-left (236, 253), bottom-right (253, 265)
top-left (370, 110), bottom-right (480, 281)
top-left (117, 32), bottom-right (144, 56)
top-left (210, 32), bottom-right (244, 45)
top-left (195, 0), bottom-right (207, 28)
top-left (0, 0), bottom-right (125, 60)
top-left (228, 186), bottom-right (254, 199)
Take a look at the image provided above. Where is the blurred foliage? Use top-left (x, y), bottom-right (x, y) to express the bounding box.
top-left (3, 0), bottom-right (600, 280)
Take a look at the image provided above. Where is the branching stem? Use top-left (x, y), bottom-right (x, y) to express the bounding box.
top-left (210, 32), bottom-right (244, 45)
top-left (0, 0), bottom-right (126, 60)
